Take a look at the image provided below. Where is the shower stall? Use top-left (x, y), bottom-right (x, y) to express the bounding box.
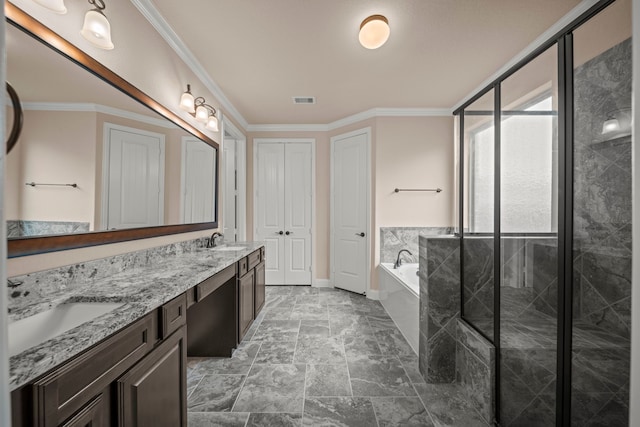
top-left (455, 0), bottom-right (632, 425)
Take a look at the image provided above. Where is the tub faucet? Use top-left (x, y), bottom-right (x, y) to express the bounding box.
top-left (207, 232), bottom-right (224, 248)
top-left (394, 249), bottom-right (413, 269)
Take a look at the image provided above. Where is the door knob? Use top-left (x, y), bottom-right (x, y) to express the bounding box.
top-left (276, 231), bottom-right (284, 235)
top-left (285, 231), bottom-right (293, 235)
top-left (356, 232), bottom-right (365, 237)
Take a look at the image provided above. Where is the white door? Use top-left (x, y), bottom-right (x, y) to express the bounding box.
top-left (104, 125), bottom-right (165, 230)
top-left (181, 138), bottom-right (216, 223)
top-left (223, 138), bottom-right (237, 241)
top-left (331, 129), bottom-right (370, 294)
top-left (255, 140), bottom-right (312, 285)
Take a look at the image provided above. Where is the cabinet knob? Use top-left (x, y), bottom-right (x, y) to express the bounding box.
top-left (276, 231), bottom-right (284, 235)
top-left (356, 232), bottom-right (365, 237)
top-left (285, 231), bottom-right (293, 235)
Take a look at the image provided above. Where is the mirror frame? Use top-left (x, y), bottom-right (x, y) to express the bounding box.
top-left (6, 3), bottom-right (219, 257)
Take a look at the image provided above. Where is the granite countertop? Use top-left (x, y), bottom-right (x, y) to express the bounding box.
top-left (8, 242), bottom-right (263, 392)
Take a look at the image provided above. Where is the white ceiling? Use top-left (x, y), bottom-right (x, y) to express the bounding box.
top-left (148, 0), bottom-right (581, 126)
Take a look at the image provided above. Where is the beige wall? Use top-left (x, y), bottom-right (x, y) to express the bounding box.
top-left (247, 115), bottom-right (455, 290)
top-left (6, 110), bottom-right (97, 226)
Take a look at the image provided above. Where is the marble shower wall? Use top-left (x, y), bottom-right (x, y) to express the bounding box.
top-left (380, 227), bottom-right (454, 264)
top-left (418, 235), bottom-right (460, 383)
top-left (7, 237), bottom-right (209, 314)
top-left (573, 37), bottom-right (632, 339)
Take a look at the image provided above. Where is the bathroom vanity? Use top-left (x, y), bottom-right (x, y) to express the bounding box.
top-left (8, 243), bottom-right (265, 427)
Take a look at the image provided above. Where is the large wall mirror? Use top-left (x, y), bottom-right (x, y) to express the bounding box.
top-left (6, 4), bottom-right (219, 257)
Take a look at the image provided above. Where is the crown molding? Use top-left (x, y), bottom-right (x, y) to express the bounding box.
top-left (22, 102), bottom-right (178, 129)
top-left (247, 108), bottom-right (452, 133)
top-left (130, 0), bottom-right (250, 131)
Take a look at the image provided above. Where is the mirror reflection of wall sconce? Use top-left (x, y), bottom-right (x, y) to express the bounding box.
top-left (6, 82), bottom-right (23, 155)
top-left (179, 85), bottom-right (220, 132)
top-left (602, 107), bottom-right (632, 136)
top-left (32, 0), bottom-right (114, 50)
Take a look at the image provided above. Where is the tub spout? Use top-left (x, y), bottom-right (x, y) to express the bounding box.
top-left (394, 249), bottom-right (413, 269)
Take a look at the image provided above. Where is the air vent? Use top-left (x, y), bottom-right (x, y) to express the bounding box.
top-left (293, 96), bottom-right (316, 105)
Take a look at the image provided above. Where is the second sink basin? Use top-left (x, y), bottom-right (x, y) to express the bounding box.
top-left (8, 302), bottom-right (124, 357)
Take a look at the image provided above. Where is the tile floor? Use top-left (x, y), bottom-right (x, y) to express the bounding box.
top-left (187, 286), bottom-right (488, 426)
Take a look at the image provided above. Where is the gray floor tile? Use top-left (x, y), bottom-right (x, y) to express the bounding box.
top-left (290, 304), bottom-right (328, 320)
top-left (233, 364), bottom-right (306, 413)
top-left (371, 397), bottom-right (435, 426)
top-left (375, 327), bottom-right (417, 357)
top-left (306, 364), bottom-right (352, 397)
top-left (190, 342), bottom-right (261, 376)
top-left (254, 341), bottom-right (296, 364)
top-left (251, 320), bottom-right (300, 341)
top-left (303, 397), bottom-right (377, 427)
top-left (247, 413), bottom-right (302, 427)
top-left (343, 333), bottom-right (382, 357)
top-left (399, 355), bottom-right (426, 384)
top-left (188, 412), bottom-right (249, 427)
top-left (299, 320), bottom-right (331, 338)
top-left (187, 373), bottom-right (204, 399)
top-left (294, 336), bottom-right (347, 364)
top-left (188, 375), bottom-right (245, 412)
top-left (414, 383), bottom-right (489, 426)
top-left (348, 354), bottom-right (416, 397)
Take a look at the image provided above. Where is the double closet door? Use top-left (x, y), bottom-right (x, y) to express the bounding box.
top-left (255, 141), bottom-right (312, 285)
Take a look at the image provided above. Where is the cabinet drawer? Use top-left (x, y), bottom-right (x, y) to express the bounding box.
top-left (195, 264), bottom-right (236, 302)
top-left (237, 257), bottom-right (248, 277)
top-left (60, 394), bottom-right (104, 427)
top-left (32, 313), bottom-right (157, 427)
top-left (260, 247), bottom-right (265, 260)
top-left (160, 294), bottom-right (186, 339)
top-left (247, 250), bottom-right (261, 270)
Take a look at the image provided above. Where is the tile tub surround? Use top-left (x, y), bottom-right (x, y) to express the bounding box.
top-left (418, 235), bottom-right (460, 383)
top-left (187, 286), bottom-right (489, 427)
top-left (380, 227), bottom-right (454, 264)
top-left (6, 240), bottom-right (264, 391)
top-left (7, 220), bottom-right (90, 238)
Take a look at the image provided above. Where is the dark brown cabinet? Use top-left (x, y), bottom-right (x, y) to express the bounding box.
top-left (117, 326), bottom-right (187, 427)
top-left (254, 261), bottom-right (266, 316)
top-left (238, 268), bottom-right (255, 342)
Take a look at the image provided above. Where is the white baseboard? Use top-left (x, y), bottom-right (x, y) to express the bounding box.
top-left (313, 279), bottom-right (332, 288)
top-left (367, 289), bottom-right (380, 300)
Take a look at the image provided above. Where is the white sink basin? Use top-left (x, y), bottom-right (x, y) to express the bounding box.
top-left (212, 246), bottom-right (245, 251)
top-left (8, 302), bottom-right (123, 357)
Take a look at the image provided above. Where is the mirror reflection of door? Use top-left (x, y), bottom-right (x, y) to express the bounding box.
top-left (223, 135), bottom-right (237, 241)
top-left (102, 123), bottom-right (165, 230)
top-left (181, 137), bottom-right (216, 224)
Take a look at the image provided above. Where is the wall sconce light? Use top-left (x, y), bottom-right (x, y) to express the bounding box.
top-left (33, 0), bottom-right (114, 50)
top-left (180, 85), bottom-right (219, 132)
top-left (33, 0), bottom-right (67, 14)
top-left (359, 15), bottom-right (390, 49)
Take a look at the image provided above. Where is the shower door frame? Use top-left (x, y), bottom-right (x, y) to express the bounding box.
top-left (454, 1), bottom-right (618, 425)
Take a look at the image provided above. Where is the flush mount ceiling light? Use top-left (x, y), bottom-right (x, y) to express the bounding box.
top-left (32, 0), bottom-right (67, 14)
top-left (80, 0), bottom-right (114, 50)
top-left (179, 85), bottom-right (219, 132)
top-left (359, 14), bottom-right (390, 49)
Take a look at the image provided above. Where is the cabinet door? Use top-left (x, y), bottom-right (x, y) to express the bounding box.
top-left (117, 327), bottom-right (187, 427)
top-left (238, 269), bottom-right (255, 342)
top-left (254, 261), bottom-right (266, 316)
top-left (60, 395), bottom-right (104, 427)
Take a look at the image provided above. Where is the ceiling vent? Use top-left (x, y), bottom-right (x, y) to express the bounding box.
top-left (293, 96), bottom-right (316, 105)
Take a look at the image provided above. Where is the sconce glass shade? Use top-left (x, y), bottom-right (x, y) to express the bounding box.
top-left (33, 0), bottom-right (67, 13)
top-left (359, 15), bottom-right (390, 49)
top-left (195, 105), bottom-right (209, 123)
top-left (206, 115), bottom-right (219, 132)
top-left (80, 9), bottom-right (114, 50)
top-left (602, 118), bottom-right (620, 134)
top-left (180, 88), bottom-right (195, 113)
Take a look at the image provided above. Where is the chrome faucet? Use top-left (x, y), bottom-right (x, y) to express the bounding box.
top-left (207, 232), bottom-right (224, 248)
top-left (394, 249), bottom-right (413, 269)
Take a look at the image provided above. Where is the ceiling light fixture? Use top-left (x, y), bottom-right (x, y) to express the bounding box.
top-left (359, 14), bottom-right (390, 49)
top-left (33, 0), bottom-right (67, 14)
top-left (80, 0), bottom-right (114, 50)
top-left (179, 85), bottom-right (219, 132)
